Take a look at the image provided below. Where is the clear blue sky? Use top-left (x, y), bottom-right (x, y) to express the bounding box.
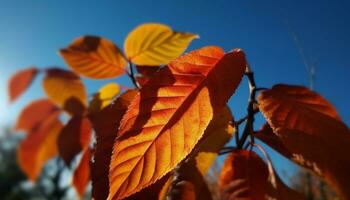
top-left (0, 0), bottom-right (349, 185)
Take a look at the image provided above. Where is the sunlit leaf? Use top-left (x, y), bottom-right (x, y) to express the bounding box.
top-left (108, 46), bottom-right (246, 199)
top-left (8, 67), bottom-right (38, 102)
top-left (17, 113), bottom-right (63, 181)
top-left (258, 84), bottom-right (350, 199)
top-left (89, 90), bottom-right (137, 200)
top-left (57, 116), bottom-right (92, 165)
top-left (166, 106), bottom-right (234, 200)
top-left (126, 174), bottom-right (172, 200)
top-left (88, 83), bottom-right (120, 114)
top-left (60, 36), bottom-right (127, 79)
top-left (125, 23), bottom-right (198, 66)
top-left (219, 150), bottom-right (269, 200)
top-left (15, 99), bottom-right (60, 132)
top-left (73, 149), bottom-right (91, 198)
top-left (42, 68), bottom-right (87, 115)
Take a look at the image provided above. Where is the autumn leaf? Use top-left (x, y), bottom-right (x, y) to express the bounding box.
top-left (258, 84), bottom-right (350, 200)
top-left (72, 149), bottom-right (91, 199)
top-left (60, 35), bottom-right (127, 79)
top-left (135, 65), bottom-right (161, 87)
top-left (17, 112), bottom-right (63, 181)
top-left (88, 83), bottom-right (120, 114)
top-left (255, 123), bottom-right (293, 159)
top-left (57, 116), bottom-right (92, 166)
top-left (219, 150), bottom-right (269, 200)
top-left (126, 174), bottom-right (172, 200)
top-left (167, 106), bottom-right (234, 200)
top-left (89, 90), bottom-right (137, 200)
top-left (15, 99), bottom-right (60, 132)
top-left (42, 68), bottom-right (87, 115)
top-left (194, 106), bottom-right (234, 176)
top-left (8, 67), bottom-right (38, 102)
top-left (108, 46), bottom-right (246, 199)
top-left (124, 23), bottom-right (198, 66)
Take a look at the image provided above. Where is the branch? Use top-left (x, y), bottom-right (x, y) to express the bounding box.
top-left (127, 61), bottom-right (139, 89)
top-left (237, 65), bottom-right (257, 149)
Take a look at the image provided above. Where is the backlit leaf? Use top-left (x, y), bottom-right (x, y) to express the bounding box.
top-left (73, 149), bottom-right (91, 198)
top-left (258, 84), bottom-right (350, 199)
top-left (60, 36), bottom-right (127, 79)
top-left (8, 67), bottom-right (38, 102)
top-left (15, 99), bottom-right (60, 132)
top-left (219, 150), bottom-right (269, 200)
top-left (42, 68), bottom-right (87, 115)
top-left (125, 23), bottom-right (198, 66)
top-left (57, 116), bottom-right (92, 165)
top-left (108, 46), bottom-right (246, 199)
top-left (17, 113), bottom-right (63, 181)
top-left (126, 174), bottom-right (172, 200)
top-left (167, 106), bottom-right (234, 200)
top-left (88, 83), bottom-right (120, 114)
top-left (89, 90), bottom-right (137, 200)
top-left (255, 123), bottom-right (293, 159)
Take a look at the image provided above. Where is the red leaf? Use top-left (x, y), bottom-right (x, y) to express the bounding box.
top-left (89, 90), bottom-right (137, 200)
top-left (15, 99), bottom-right (60, 132)
top-left (219, 150), bottom-right (269, 200)
top-left (73, 149), bottom-right (91, 198)
top-left (57, 116), bottom-right (92, 165)
top-left (8, 67), bottom-right (38, 102)
top-left (17, 112), bottom-right (63, 181)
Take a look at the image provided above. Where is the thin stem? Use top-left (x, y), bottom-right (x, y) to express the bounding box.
top-left (127, 61), bottom-right (139, 89)
top-left (237, 65), bottom-right (257, 149)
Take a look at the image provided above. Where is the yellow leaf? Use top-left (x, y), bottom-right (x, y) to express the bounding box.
top-left (42, 68), bottom-right (87, 115)
top-left (60, 36), bottom-right (127, 79)
top-left (194, 106), bottom-right (234, 176)
top-left (88, 83), bottom-right (120, 114)
top-left (124, 23), bottom-right (198, 66)
top-left (108, 46), bottom-right (246, 199)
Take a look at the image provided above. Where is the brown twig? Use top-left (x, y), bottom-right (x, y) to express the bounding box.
top-left (237, 64), bottom-right (257, 149)
top-left (127, 61), bottom-right (139, 89)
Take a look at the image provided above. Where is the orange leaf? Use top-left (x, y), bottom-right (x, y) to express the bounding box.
top-left (89, 90), bottom-right (137, 200)
top-left (167, 106), bottom-right (234, 200)
top-left (60, 36), bottom-right (127, 79)
top-left (255, 123), bottom-right (293, 159)
top-left (108, 46), bottom-right (246, 199)
top-left (73, 149), bottom-right (91, 198)
top-left (42, 68), bottom-right (87, 115)
top-left (8, 67), bottom-right (38, 102)
top-left (57, 116), bottom-right (92, 165)
top-left (15, 99), bottom-right (60, 132)
top-left (17, 112), bottom-right (63, 181)
top-left (258, 84), bottom-right (350, 199)
top-left (219, 150), bottom-right (269, 200)
top-left (125, 174), bottom-right (172, 200)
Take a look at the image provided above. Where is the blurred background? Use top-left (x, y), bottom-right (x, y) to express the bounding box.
top-left (0, 0), bottom-right (349, 199)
